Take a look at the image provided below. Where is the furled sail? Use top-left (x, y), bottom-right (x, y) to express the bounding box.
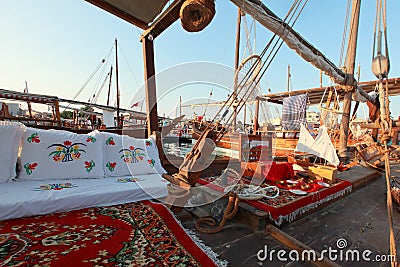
top-left (229, 0), bottom-right (346, 85)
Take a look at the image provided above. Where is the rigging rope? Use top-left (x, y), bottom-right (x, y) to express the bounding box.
top-left (339, 0), bottom-right (352, 67)
top-left (372, 1), bottom-right (397, 265)
top-left (188, 0), bottom-right (310, 155)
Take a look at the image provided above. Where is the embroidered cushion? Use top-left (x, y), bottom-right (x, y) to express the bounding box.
top-left (145, 135), bottom-right (167, 174)
top-left (101, 132), bottom-right (159, 177)
top-left (18, 128), bottom-right (104, 180)
top-left (0, 121), bottom-right (25, 183)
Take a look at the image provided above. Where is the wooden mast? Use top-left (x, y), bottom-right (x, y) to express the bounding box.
top-left (115, 38), bottom-right (121, 129)
top-left (233, 7), bottom-right (242, 131)
top-left (106, 65), bottom-right (113, 106)
top-left (338, 0), bottom-right (361, 161)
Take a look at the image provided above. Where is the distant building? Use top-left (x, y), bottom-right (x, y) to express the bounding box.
top-left (306, 111), bottom-right (320, 124)
top-left (4, 103), bottom-right (21, 116)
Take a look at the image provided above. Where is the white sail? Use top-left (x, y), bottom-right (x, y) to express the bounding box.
top-left (295, 124), bottom-right (315, 153)
top-left (310, 125), bottom-right (340, 166)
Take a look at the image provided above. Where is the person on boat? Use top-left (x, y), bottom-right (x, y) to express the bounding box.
top-left (86, 118), bottom-right (92, 129)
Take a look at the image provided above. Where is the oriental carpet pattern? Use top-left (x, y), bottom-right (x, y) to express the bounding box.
top-left (0, 200), bottom-right (225, 267)
top-left (198, 176), bottom-right (352, 225)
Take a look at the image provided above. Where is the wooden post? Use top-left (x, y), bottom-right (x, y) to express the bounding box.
top-left (339, 0), bottom-right (361, 161)
top-left (115, 38), bottom-right (121, 129)
top-left (233, 7), bottom-right (242, 130)
top-left (54, 100), bottom-right (62, 127)
top-left (142, 36), bottom-right (159, 137)
top-left (253, 97), bottom-right (260, 133)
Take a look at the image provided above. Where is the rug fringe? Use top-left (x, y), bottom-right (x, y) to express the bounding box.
top-left (150, 200), bottom-right (228, 267)
top-left (271, 185), bottom-right (353, 226)
top-left (185, 228), bottom-right (229, 267)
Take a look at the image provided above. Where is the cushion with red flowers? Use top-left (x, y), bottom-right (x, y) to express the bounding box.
top-left (18, 128), bottom-right (104, 180)
top-left (145, 135), bottom-right (167, 174)
top-left (100, 132), bottom-right (159, 177)
top-left (0, 121), bottom-right (25, 183)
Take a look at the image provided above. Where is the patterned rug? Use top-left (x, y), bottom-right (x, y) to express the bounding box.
top-left (198, 176), bottom-right (352, 225)
top-left (0, 201), bottom-right (227, 267)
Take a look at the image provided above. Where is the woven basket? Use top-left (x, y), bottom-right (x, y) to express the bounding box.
top-left (180, 0), bottom-right (215, 32)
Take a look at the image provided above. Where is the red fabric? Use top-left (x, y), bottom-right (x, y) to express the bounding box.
top-left (197, 176), bottom-right (352, 225)
top-left (245, 180), bottom-right (352, 222)
top-left (0, 201), bottom-right (220, 267)
top-left (263, 162), bottom-right (295, 182)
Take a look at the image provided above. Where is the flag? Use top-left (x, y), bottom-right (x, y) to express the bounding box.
top-left (130, 100), bottom-right (143, 108)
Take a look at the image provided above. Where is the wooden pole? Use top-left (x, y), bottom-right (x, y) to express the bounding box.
top-left (106, 65), bottom-right (113, 106)
top-left (339, 0), bottom-right (361, 161)
top-left (115, 38), bottom-right (121, 128)
top-left (233, 7), bottom-right (242, 131)
top-left (142, 36), bottom-right (159, 137)
top-left (320, 70), bottom-right (323, 88)
top-left (54, 100), bottom-right (62, 127)
top-left (254, 97), bottom-right (260, 133)
top-left (287, 64), bottom-right (291, 94)
top-left (179, 95), bottom-right (182, 117)
top-left (244, 104), bottom-right (247, 130)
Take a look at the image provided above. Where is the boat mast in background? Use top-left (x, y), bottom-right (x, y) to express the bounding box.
top-left (233, 7), bottom-right (242, 130)
top-left (115, 38), bottom-right (121, 129)
top-left (106, 65), bottom-right (113, 106)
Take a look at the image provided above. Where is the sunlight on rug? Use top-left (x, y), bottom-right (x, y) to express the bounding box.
top-left (0, 200), bottom-right (227, 267)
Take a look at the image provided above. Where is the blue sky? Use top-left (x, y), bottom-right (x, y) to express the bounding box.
top-left (1, 0), bottom-right (399, 120)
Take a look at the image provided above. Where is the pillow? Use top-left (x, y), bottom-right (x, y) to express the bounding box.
top-left (101, 132), bottom-right (160, 177)
top-left (0, 121), bottom-right (25, 183)
top-left (145, 135), bottom-right (167, 174)
top-left (18, 128), bottom-right (104, 180)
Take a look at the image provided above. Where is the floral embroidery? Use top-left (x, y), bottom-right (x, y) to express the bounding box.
top-left (84, 160), bottom-right (95, 172)
top-left (24, 162), bottom-right (38, 175)
top-left (117, 177), bottom-right (143, 183)
top-left (48, 141), bottom-right (86, 162)
top-left (106, 137), bottom-right (115, 146)
top-left (145, 140), bottom-right (152, 147)
top-left (34, 183), bottom-right (77, 191)
top-left (119, 146), bottom-right (145, 163)
top-left (27, 133), bottom-right (40, 143)
top-left (86, 136), bottom-right (96, 143)
top-left (148, 159), bottom-right (155, 167)
top-left (106, 162), bottom-right (116, 172)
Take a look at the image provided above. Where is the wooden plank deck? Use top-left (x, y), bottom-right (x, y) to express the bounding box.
top-left (176, 164), bottom-right (396, 266)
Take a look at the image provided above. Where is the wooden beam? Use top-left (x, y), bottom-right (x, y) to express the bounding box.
top-left (266, 225), bottom-right (341, 267)
top-left (142, 37), bottom-right (159, 137)
top-left (85, 0), bottom-right (148, 29)
top-left (141, 0), bottom-right (184, 40)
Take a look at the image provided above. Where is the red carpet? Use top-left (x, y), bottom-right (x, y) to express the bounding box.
top-left (0, 201), bottom-right (225, 267)
top-left (198, 177), bottom-right (352, 225)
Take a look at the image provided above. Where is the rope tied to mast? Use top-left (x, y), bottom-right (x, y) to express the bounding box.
top-left (372, 1), bottom-right (397, 266)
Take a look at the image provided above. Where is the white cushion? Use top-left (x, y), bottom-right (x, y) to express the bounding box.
top-left (0, 121), bottom-right (25, 183)
top-left (146, 135), bottom-right (167, 174)
top-left (101, 132), bottom-right (160, 177)
top-left (18, 128), bottom-right (104, 180)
